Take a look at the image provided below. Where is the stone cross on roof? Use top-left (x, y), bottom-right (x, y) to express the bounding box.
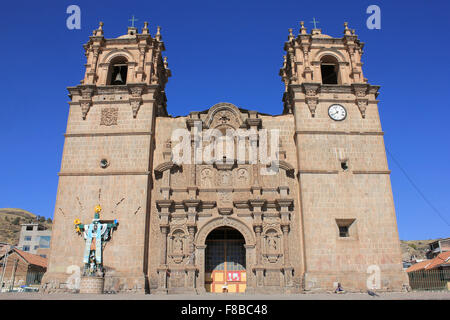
top-left (129, 15), bottom-right (138, 27)
top-left (310, 17), bottom-right (320, 29)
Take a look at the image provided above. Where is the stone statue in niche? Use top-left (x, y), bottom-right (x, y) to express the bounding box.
top-left (264, 229), bottom-right (282, 263)
top-left (267, 235), bottom-right (277, 252)
top-left (237, 168), bottom-right (248, 185)
top-left (173, 236), bottom-right (183, 253)
top-left (170, 230), bottom-right (186, 264)
top-left (200, 168), bottom-right (213, 188)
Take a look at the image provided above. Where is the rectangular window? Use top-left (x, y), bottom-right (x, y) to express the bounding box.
top-left (23, 245), bottom-right (30, 251)
top-left (24, 236), bottom-right (32, 241)
top-left (336, 219), bottom-right (357, 239)
top-left (39, 236), bottom-right (51, 248)
top-left (26, 226), bottom-right (33, 231)
top-left (34, 245), bottom-right (39, 250)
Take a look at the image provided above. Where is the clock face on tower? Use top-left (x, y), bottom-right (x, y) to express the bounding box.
top-left (328, 104), bottom-right (347, 121)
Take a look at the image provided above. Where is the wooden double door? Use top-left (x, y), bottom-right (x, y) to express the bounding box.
top-left (205, 227), bottom-right (246, 293)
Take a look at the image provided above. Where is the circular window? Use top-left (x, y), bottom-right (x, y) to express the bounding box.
top-left (100, 159), bottom-right (109, 169)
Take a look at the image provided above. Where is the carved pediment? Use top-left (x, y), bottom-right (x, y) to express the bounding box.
top-left (204, 103), bottom-right (245, 129)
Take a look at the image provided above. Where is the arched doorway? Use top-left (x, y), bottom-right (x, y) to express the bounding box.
top-left (205, 227), bottom-right (246, 293)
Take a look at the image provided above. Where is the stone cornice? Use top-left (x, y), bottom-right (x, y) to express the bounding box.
top-left (298, 170), bottom-right (339, 174)
top-left (67, 83), bottom-right (159, 98)
top-left (64, 131), bottom-right (152, 138)
top-left (58, 171), bottom-right (151, 176)
top-left (352, 170), bottom-right (391, 174)
top-left (288, 83), bottom-right (380, 95)
top-left (68, 99), bottom-right (157, 106)
top-left (295, 130), bottom-right (384, 136)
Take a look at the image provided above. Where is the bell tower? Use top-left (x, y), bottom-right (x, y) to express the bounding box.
top-left (280, 22), bottom-right (408, 291)
top-left (42, 22), bottom-right (171, 293)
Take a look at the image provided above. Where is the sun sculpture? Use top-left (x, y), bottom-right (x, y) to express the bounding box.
top-left (74, 205), bottom-right (118, 277)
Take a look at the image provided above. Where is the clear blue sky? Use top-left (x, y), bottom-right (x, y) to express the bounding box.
top-left (0, 0), bottom-right (449, 240)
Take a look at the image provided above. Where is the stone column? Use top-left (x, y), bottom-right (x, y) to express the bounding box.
top-left (184, 199), bottom-right (200, 290)
top-left (277, 199), bottom-right (294, 288)
top-left (137, 45), bottom-right (147, 82)
top-left (187, 226), bottom-right (196, 265)
top-left (160, 226), bottom-right (169, 265)
top-left (244, 244), bottom-right (256, 292)
top-left (155, 225), bottom-right (169, 292)
top-left (196, 245), bottom-right (206, 293)
top-left (250, 199), bottom-right (265, 288)
top-left (155, 200), bottom-right (173, 293)
top-left (281, 225), bottom-right (290, 265)
top-left (248, 126), bottom-right (260, 192)
top-left (252, 225), bottom-right (264, 288)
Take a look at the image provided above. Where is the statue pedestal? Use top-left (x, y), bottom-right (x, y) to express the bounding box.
top-left (80, 276), bottom-right (104, 294)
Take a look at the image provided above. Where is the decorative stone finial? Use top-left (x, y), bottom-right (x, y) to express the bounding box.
top-left (343, 22), bottom-right (352, 35)
top-left (156, 26), bottom-right (162, 41)
top-left (142, 21), bottom-right (149, 34)
top-left (300, 21), bottom-right (307, 34)
top-left (94, 21), bottom-right (104, 36)
top-left (288, 28), bottom-right (294, 40)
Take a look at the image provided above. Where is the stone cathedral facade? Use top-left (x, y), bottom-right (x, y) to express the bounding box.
top-left (41, 21), bottom-right (408, 294)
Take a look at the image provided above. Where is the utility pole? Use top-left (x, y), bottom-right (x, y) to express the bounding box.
top-left (0, 246), bottom-right (11, 292)
top-left (9, 259), bottom-right (18, 292)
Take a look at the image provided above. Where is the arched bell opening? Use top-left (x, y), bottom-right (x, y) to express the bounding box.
top-left (320, 55), bottom-right (340, 84)
top-left (205, 227), bottom-right (246, 293)
top-left (107, 56), bottom-right (128, 85)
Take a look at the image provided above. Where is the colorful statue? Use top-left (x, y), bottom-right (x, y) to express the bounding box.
top-left (74, 205), bottom-right (118, 277)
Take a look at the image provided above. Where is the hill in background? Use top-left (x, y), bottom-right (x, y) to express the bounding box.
top-left (0, 208), bottom-right (52, 245)
top-left (400, 239), bottom-right (440, 261)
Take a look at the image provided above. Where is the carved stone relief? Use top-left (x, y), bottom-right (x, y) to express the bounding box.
top-left (100, 107), bottom-right (118, 126)
top-left (210, 110), bottom-right (240, 129)
top-left (216, 171), bottom-right (232, 187)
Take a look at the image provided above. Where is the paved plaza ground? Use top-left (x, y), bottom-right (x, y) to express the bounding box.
top-left (0, 291), bottom-right (449, 300)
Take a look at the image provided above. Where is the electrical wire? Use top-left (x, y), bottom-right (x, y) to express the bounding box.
top-left (386, 147), bottom-right (450, 228)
